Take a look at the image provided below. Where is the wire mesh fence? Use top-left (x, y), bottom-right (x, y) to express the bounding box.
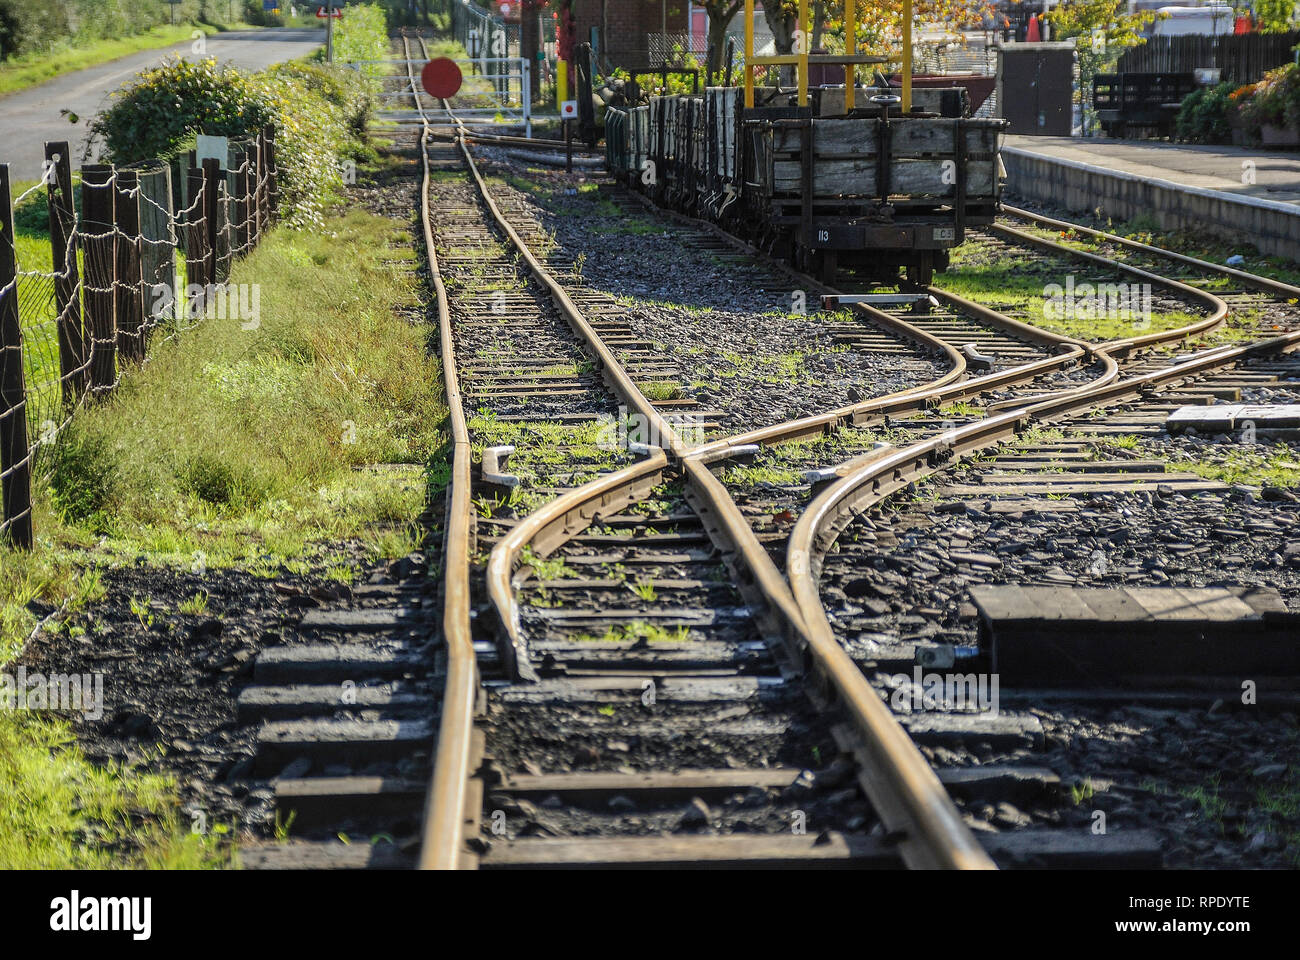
top-left (0, 129), bottom-right (279, 548)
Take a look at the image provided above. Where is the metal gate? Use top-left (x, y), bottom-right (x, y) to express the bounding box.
top-left (348, 56), bottom-right (532, 134)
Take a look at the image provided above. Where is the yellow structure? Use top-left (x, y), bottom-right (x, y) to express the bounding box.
top-left (741, 0), bottom-right (910, 112)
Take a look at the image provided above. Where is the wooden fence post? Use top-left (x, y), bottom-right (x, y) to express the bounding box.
top-left (233, 141), bottom-right (251, 258)
top-left (0, 164), bottom-right (33, 548)
top-left (248, 136), bottom-right (261, 251)
top-left (113, 169), bottom-right (145, 364)
top-left (202, 158), bottom-right (225, 285)
top-left (80, 164), bottom-right (117, 397)
top-left (43, 142), bottom-right (86, 406)
top-left (186, 166), bottom-right (208, 302)
top-left (136, 160), bottom-right (175, 340)
top-left (263, 124), bottom-right (279, 224)
top-left (185, 167), bottom-right (209, 323)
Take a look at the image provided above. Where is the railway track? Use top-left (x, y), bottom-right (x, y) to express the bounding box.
top-left (403, 36), bottom-right (1016, 869)
top-left (235, 36), bottom-right (1300, 868)
top-left (455, 144), bottom-right (1300, 868)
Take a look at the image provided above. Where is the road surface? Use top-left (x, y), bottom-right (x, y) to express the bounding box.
top-left (0, 28), bottom-right (325, 181)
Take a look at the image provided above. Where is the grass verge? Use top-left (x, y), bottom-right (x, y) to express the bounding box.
top-left (0, 191), bottom-right (443, 866)
top-left (0, 23), bottom-right (258, 99)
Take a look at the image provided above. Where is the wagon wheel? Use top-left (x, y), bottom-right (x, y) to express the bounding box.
top-left (906, 254), bottom-right (935, 287)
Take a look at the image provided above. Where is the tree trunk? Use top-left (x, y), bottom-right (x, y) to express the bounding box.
top-left (705, 5), bottom-right (735, 78)
top-left (811, 1), bottom-right (826, 51)
top-left (761, 3), bottom-right (798, 84)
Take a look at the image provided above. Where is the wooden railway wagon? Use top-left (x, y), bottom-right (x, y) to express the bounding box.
top-left (606, 88), bottom-right (1006, 285)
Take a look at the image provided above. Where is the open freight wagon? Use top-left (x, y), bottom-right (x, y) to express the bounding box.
top-left (607, 87), bottom-right (1004, 285)
top-left (603, 0), bottom-right (1006, 285)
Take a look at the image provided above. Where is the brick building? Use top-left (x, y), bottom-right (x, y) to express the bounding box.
top-left (524, 1), bottom-right (690, 72)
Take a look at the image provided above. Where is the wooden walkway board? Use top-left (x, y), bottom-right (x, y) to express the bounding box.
top-left (969, 585), bottom-right (1299, 685)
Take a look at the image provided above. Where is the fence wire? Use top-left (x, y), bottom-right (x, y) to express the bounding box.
top-left (1, 137), bottom-right (276, 546)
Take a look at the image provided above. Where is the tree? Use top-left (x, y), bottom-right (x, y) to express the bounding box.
top-left (759, 0), bottom-right (1000, 58)
top-left (1043, 0), bottom-right (1153, 134)
top-left (696, 0), bottom-right (744, 77)
top-left (1255, 0), bottom-right (1295, 34)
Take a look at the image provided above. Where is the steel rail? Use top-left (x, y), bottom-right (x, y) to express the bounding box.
top-left (1001, 203), bottom-right (1300, 301)
top-left (787, 325), bottom-right (1300, 870)
top-left (401, 37), bottom-right (481, 871)
top-left (486, 453), bottom-right (670, 673)
top-left (440, 106), bottom-right (691, 459)
top-left (426, 126), bottom-right (603, 153)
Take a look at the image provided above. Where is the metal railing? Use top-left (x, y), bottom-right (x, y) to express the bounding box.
top-left (452, 0), bottom-right (519, 92)
top-left (348, 56), bottom-right (531, 133)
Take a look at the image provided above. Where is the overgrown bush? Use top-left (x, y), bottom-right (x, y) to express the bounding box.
top-left (89, 52), bottom-right (375, 229)
top-left (1175, 82), bottom-right (1235, 144)
top-left (89, 57), bottom-right (276, 162)
top-left (269, 60), bottom-right (374, 143)
top-left (1232, 62), bottom-right (1300, 142)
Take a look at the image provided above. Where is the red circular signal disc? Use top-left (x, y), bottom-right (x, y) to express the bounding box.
top-left (421, 58), bottom-right (462, 99)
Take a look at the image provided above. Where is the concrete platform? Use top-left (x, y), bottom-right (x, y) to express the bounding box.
top-left (1002, 135), bottom-right (1300, 261)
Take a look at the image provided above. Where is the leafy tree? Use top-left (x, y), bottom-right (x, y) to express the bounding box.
top-left (1044, 0), bottom-right (1154, 133)
top-left (758, 0), bottom-right (1000, 58)
top-left (1254, 0), bottom-right (1295, 33)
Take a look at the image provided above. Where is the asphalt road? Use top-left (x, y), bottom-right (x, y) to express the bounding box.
top-left (0, 28), bottom-right (325, 181)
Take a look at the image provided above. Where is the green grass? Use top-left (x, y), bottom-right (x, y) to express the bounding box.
top-left (0, 714), bottom-right (233, 868)
top-left (1095, 433), bottom-right (1142, 451)
top-left (24, 207), bottom-right (444, 574)
top-left (520, 545), bottom-right (576, 581)
top-left (638, 380), bottom-right (683, 401)
top-left (1171, 445), bottom-right (1300, 488)
top-left (939, 245), bottom-right (1202, 342)
top-left (577, 621), bottom-right (691, 643)
top-left (720, 463), bottom-right (805, 488)
top-left (177, 591), bottom-right (209, 615)
top-left (0, 23), bottom-right (258, 99)
top-left (0, 197), bottom-right (444, 868)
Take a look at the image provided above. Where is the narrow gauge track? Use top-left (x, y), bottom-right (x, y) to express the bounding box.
top-left (409, 37), bottom-right (1012, 869)
top-left (412, 35), bottom-right (1300, 867)
top-left (249, 36), bottom-right (1300, 867)
top-left (441, 124), bottom-right (1300, 867)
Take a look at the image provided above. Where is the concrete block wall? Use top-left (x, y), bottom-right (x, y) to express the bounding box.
top-left (571, 0), bottom-right (689, 70)
top-left (1002, 147), bottom-right (1300, 263)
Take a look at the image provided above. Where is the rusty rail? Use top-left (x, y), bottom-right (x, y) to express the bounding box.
top-left (405, 37), bottom-right (479, 872)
